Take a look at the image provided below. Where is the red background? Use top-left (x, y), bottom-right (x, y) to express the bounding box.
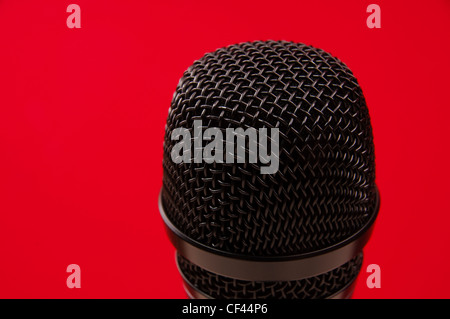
top-left (0, 0), bottom-right (449, 299)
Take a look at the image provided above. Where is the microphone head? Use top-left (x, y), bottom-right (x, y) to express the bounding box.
top-left (160, 40), bottom-right (378, 298)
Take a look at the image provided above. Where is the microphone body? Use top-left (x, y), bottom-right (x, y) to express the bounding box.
top-left (159, 41), bottom-right (379, 299)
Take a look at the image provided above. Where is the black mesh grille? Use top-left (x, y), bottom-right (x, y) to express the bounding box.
top-left (178, 253), bottom-right (363, 299)
top-left (162, 40), bottom-right (376, 256)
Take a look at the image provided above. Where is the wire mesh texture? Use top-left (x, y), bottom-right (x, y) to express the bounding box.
top-left (162, 40), bottom-right (376, 257)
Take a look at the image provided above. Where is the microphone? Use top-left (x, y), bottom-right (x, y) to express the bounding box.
top-left (159, 40), bottom-right (379, 299)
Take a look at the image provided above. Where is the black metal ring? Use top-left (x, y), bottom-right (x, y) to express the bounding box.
top-left (159, 186), bottom-right (380, 281)
top-left (176, 252), bottom-right (360, 300)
